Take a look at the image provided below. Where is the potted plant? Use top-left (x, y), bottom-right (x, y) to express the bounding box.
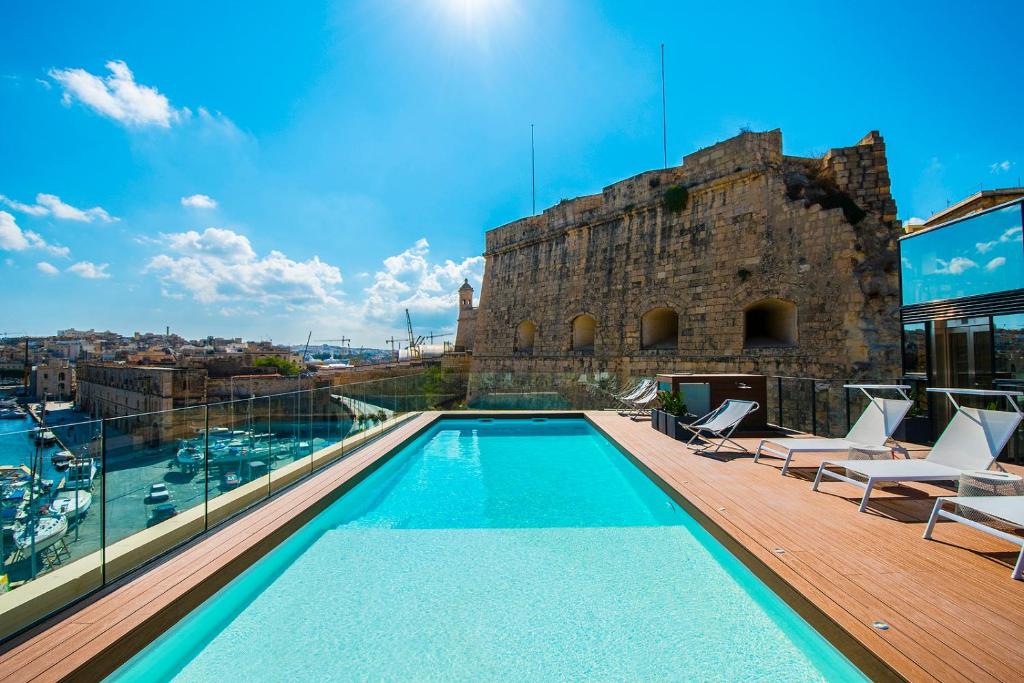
top-left (658, 391), bottom-right (689, 440)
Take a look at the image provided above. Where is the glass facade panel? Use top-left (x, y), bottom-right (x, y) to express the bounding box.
top-left (900, 202), bottom-right (1023, 305)
top-left (995, 313), bottom-right (1024, 382)
top-left (902, 322), bottom-right (927, 375)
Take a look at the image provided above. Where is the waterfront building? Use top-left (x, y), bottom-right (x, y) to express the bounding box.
top-left (75, 363), bottom-right (208, 421)
top-left (32, 359), bottom-right (74, 401)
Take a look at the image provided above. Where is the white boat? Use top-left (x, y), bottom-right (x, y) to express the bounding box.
top-left (33, 430), bottom-right (57, 444)
top-left (13, 513), bottom-right (68, 552)
top-left (50, 490), bottom-right (92, 519)
top-left (175, 445), bottom-right (204, 466)
top-left (65, 459), bottom-right (97, 490)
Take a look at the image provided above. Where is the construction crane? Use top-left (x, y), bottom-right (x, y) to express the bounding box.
top-left (424, 331), bottom-right (453, 344)
top-left (315, 336), bottom-right (352, 356)
top-left (405, 309), bottom-right (417, 348)
top-left (385, 336), bottom-right (402, 358)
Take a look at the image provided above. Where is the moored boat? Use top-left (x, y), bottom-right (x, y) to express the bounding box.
top-left (65, 459), bottom-right (97, 490)
top-left (50, 490), bottom-right (92, 519)
top-left (13, 513), bottom-right (68, 552)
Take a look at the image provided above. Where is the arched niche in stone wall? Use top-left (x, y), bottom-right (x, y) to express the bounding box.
top-left (571, 314), bottom-right (596, 354)
top-left (514, 320), bottom-right (537, 354)
top-left (743, 298), bottom-right (798, 348)
top-left (640, 307), bottom-right (679, 350)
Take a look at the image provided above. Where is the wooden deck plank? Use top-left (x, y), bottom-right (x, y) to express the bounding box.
top-left (586, 411), bottom-right (1024, 683)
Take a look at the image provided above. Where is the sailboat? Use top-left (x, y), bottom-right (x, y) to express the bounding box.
top-left (50, 490), bottom-right (92, 519)
top-left (13, 513), bottom-right (68, 552)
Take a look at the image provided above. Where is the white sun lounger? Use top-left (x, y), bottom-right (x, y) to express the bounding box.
top-left (754, 385), bottom-right (912, 475)
top-left (616, 379), bottom-right (654, 414)
top-left (626, 384), bottom-right (660, 421)
top-left (923, 495), bottom-right (1024, 580)
top-left (683, 399), bottom-right (760, 455)
top-left (812, 388), bottom-right (1024, 512)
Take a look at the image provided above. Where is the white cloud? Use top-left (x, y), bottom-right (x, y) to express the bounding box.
top-left (146, 227), bottom-right (342, 307)
top-left (934, 256), bottom-right (977, 275)
top-left (48, 60), bottom-right (187, 128)
top-left (976, 225), bottom-right (1022, 254)
top-left (0, 211), bottom-right (69, 256)
top-left (68, 261), bottom-right (111, 279)
top-left (985, 256), bottom-right (1007, 272)
top-left (990, 160), bottom-right (1013, 173)
top-left (181, 194), bottom-right (218, 209)
top-left (36, 261), bottom-right (59, 276)
top-left (25, 231), bottom-right (70, 258)
top-left (904, 217), bottom-right (926, 226)
top-left (0, 211), bottom-right (29, 250)
top-left (361, 238), bottom-right (484, 322)
top-left (0, 192), bottom-right (117, 222)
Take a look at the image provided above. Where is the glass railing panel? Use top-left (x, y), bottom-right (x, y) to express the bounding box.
top-left (103, 405), bottom-right (207, 582)
top-left (268, 390), bottom-right (305, 491)
top-left (206, 397), bottom-right (265, 524)
top-left (0, 417), bottom-right (104, 639)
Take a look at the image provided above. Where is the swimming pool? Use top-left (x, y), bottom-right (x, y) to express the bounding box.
top-left (110, 418), bottom-right (865, 681)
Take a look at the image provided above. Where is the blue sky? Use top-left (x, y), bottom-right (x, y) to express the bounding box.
top-left (2, 1), bottom-right (1022, 345)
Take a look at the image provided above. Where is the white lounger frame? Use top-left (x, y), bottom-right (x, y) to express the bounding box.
top-left (754, 384), bottom-right (912, 475)
top-left (924, 496), bottom-right (1024, 580)
top-left (684, 399), bottom-right (760, 455)
top-left (615, 379), bottom-right (654, 415)
top-left (812, 388), bottom-right (1024, 512)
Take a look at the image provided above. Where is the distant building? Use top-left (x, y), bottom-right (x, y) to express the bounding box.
top-left (76, 363), bottom-right (208, 421)
top-left (454, 279), bottom-right (478, 352)
top-left (34, 359), bottom-right (74, 401)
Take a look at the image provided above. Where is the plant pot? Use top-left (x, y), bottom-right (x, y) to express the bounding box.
top-left (664, 414), bottom-right (679, 440)
top-left (650, 408), bottom-right (662, 431)
top-left (895, 416), bottom-right (933, 445)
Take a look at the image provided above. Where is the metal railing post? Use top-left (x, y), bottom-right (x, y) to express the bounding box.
top-left (99, 418), bottom-right (107, 586)
top-left (810, 380), bottom-right (817, 436)
top-left (777, 376), bottom-right (784, 428)
top-left (203, 405), bottom-right (209, 531)
top-left (844, 384), bottom-right (851, 434)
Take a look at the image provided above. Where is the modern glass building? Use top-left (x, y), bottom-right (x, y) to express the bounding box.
top-left (899, 197), bottom-right (1024, 455)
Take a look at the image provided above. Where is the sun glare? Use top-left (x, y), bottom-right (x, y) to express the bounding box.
top-left (438, 0), bottom-right (516, 30)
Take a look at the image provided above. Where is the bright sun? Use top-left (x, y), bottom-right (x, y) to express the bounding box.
top-left (438, 0), bottom-right (515, 29)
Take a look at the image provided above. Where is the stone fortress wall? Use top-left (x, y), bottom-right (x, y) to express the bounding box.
top-left (461, 129), bottom-right (904, 386)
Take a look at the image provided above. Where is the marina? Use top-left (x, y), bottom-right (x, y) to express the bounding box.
top-left (0, 397), bottom-right (365, 590)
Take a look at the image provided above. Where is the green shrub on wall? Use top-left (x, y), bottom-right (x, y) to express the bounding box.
top-left (663, 185), bottom-right (689, 213)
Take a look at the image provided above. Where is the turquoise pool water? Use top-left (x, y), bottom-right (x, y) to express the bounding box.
top-left (109, 418), bottom-right (865, 682)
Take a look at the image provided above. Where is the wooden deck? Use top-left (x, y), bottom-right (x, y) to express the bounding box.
top-left (2, 410), bottom-right (1023, 682)
top-left (587, 412), bottom-right (1024, 683)
top-left (0, 412), bottom-right (441, 682)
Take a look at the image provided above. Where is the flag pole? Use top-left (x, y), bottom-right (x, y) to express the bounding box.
top-left (661, 44), bottom-right (667, 169)
top-left (531, 123), bottom-right (536, 215)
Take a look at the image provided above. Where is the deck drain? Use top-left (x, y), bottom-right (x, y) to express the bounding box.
top-left (872, 621), bottom-right (890, 631)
